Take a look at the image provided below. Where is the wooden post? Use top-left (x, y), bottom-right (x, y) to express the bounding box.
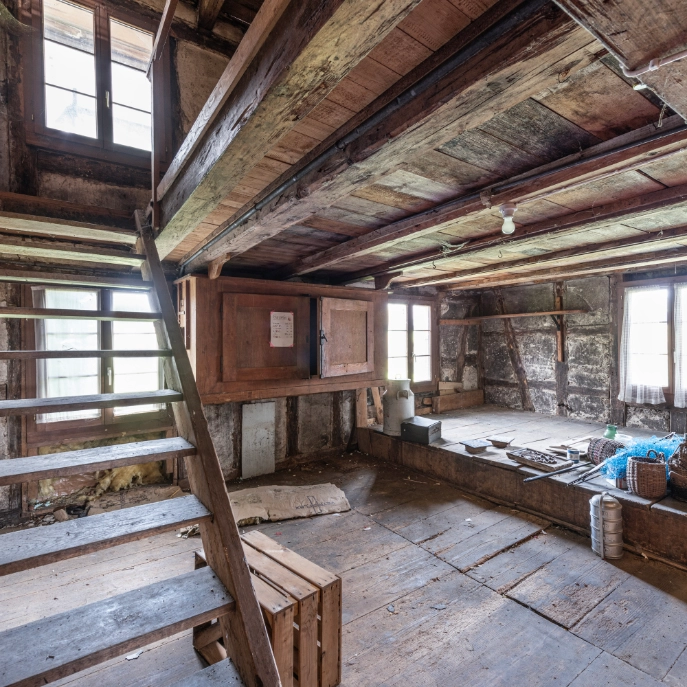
top-left (355, 388), bottom-right (368, 428)
top-left (554, 281), bottom-right (568, 417)
top-left (136, 212), bottom-right (280, 687)
top-left (370, 387), bottom-right (383, 425)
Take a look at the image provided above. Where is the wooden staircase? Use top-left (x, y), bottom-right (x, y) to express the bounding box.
top-left (0, 214), bottom-right (281, 687)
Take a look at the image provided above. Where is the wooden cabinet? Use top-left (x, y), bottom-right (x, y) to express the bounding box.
top-left (176, 275), bottom-right (387, 403)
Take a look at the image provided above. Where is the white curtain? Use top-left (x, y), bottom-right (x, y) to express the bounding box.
top-left (618, 285), bottom-right (668, 405)
top-left (674, 284), bottom-right (687, 407)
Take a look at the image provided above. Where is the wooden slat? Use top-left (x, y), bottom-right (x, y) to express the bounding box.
top-left (0, 437), bottom-right (195, 486)
top-left (0, 268), bottom-right (151, 290)
top-left (440, 309), bottom-right (586, 324)
top-left (0, 307), bottom-right (161, 321)
top-left (0, 389), bottom-right (182, 417)
top-left (0, 349), bottom-right (173, 360)
top-left (0, 566), bottom-right (234, 687)
top-left (167, 659), bottom-right (244, 686)
top-left (431, 388), bottom-right (484, 413)
top-left (0, 495), bottom-right (210, 576)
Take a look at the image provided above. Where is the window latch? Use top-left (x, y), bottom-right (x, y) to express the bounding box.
top-left (105, 91), bottom-right (110, 109)
top-left (320, 330), bottom-right (328, 343)
top-left (107, 366), bottom-right (113, 387)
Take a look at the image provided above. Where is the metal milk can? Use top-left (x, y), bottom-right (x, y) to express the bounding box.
top-left (382, 379), bottom-right (415, 436)
top-left (590, 492), bottom-right (623, 559)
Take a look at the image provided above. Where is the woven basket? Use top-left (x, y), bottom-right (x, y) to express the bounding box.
top-left (588, 438), bottom-right (625, 465)
top-left (627, 449), bottom-right (667, 499)
top-left (670, 465), bottom-right (687, 490)
top-left (672, 440), bottom-right (687, 471)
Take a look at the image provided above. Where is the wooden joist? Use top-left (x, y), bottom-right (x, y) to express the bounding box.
top-left (440, 310), bottom-right (586, 325)
top-left (0, 567), bottom-right (234, 687)
top-left (0, 389), bottom-right (182, 417)
top-left (0, 307), bottom-right (161, 321)
top-left (197, 0), bottom-right (225, 30)
top-left (0, 349), bottom-right (173, 360)
top-left (191, 0), bottom-right (596, 270)
top-left (0, 495), bottom-right (211, 576)
top-left (156, 0), bottom-right (422, 259)
top-left (0, 437), bottom-right (195, 486)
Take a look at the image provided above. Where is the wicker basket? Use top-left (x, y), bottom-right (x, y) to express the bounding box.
top-left (588, 438), bottom-right (625, 465)
top-left (672, 440), bottom-right (687, 471)
top-left (627, 449), bottom-right (667, 499)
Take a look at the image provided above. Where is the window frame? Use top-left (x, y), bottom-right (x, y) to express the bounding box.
top-left (387, 295), bottom-right (439, 393)
top-left (619, 276), bottom-right (682, 405)
top-left (21, 284), bottom-right (173, 449)
top-left (22, 0), bottom-right (171, 168)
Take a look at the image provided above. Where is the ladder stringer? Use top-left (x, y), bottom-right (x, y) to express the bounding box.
top-left (136, 211), bottom-right (281, 687)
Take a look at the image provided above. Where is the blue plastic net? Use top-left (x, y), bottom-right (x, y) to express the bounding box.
top-left (602, 435), bottom-right (682, 479)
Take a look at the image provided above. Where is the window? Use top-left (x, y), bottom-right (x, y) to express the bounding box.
top-left (25, 0), bottom-right (165, 162)
top-left (29, 287), bottom-right (165, 430)
top-left (387, 299), bottom-right (435, 388)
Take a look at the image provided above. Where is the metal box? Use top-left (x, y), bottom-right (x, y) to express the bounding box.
top-left (401, 416), bottom-right (442, 445)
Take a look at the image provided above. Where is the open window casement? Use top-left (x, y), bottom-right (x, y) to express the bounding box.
top-left (320, 297), bottom-right (375, 378)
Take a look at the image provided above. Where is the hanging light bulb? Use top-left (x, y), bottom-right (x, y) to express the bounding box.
top-left (500, 203), bottom-right (517, 235)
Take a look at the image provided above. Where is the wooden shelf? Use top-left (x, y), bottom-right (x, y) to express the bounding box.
top-left (440, 309), bottom-right (587, 325)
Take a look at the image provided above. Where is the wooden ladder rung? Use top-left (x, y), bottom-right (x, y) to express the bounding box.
top-left (0, 437), bottom-right (195, 486)
top-left (0, 349), bottom-right (174, 359)
top-left (0, 566), bottom-right (234, 687)
top-left (0, 494), bottom-right (211, 576)
top-left (0, 307), bottom-right (162, 321)
top-left (167, 659), bottom-right (244, 686)
top-left (0, 389), bottom-right (183, 417)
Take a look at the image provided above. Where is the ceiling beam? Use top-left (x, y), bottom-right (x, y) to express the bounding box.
top-left (197, 0), bottom-right (225, 30)
top-left (156, 0), bottom-right (423, 259)
top-left (400, 223), bottom-right (687, 288)
top-left (554, 0), bottom-right (687, 118)
top-left (295, 115), bottom-right (687, 278)
top-left (185, 0), bottom-right (598, 270)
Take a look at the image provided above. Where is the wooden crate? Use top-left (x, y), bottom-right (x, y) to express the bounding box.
top-left (241, 531), bottom-right (342, 687)
top-left (194, 550), bottom-right (296, 687)
top-left (195, 535), bottom-right (342, 687)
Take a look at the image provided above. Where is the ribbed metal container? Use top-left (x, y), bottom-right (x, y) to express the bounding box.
top-left (590, 492), bottom-right (623, 559)
top-left (382, 379), bottom-right (414, 436)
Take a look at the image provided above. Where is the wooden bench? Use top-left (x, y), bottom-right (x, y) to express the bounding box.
top-left (195, 533), bottom-right (342, 687)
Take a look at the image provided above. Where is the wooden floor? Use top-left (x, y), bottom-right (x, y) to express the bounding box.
top-left (2, 409), bottom-right (687, 686)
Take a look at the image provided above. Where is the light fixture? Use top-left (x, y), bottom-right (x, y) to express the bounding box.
top-left (499, 203), bottom-right (517, 235)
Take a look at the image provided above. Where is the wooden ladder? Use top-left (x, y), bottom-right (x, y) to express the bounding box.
top-left (0, 214), bottom-right (281, 687)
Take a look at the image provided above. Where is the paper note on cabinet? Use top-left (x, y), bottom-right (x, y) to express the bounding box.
top-left (270, 311), bottom-right (294, 347)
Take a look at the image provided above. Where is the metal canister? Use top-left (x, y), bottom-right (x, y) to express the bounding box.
top-left (590, 492), bottom-right (623, 559)
top-left (382, 379), bottom-right (415, 436)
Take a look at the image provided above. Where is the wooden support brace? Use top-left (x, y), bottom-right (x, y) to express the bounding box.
top-left (208, 252), bottom-right (232, 280)
top-left (370, 387), bottom-right (384, 425)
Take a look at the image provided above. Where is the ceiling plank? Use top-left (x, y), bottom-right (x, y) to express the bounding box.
top-left (184, 0), bottom-right (599, 270)
top-left (156, 0), bottom-right (424, 259)
top-left (292, 118), bottom-right (687, 277)
top-left (555, 0), bottom-right (687, 118)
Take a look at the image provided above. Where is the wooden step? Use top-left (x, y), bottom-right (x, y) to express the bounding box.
top-left (0, 349), bottom-right (173, 360)
top-left (0, 566), bottom-right (234, 687)
top-left (0, 495), bottom-right (210, 576)
top-left (0, 437), bottom-right (195, 486)
top-left (0, 389), bottom-right (183, 417)
top-left (0, 307), bottom-right (161, 321)
top-left (168, 659), bottom-right (244, 686)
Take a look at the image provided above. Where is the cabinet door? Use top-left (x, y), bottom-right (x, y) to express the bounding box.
top-left (222, 293), bottom-right (310, 382)
top-left (320, 297), bottom-right (375, 377)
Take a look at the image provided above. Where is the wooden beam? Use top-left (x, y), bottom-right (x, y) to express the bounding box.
top-left (0, 349), bottom-right (172, 359)
top-left (440, 309), bottom-right (586, 325)
top-left (147, 0), bottom-right (179, 76)
top-left (188, 1), bottom-right (597, 270)
top-left (0, 234), bottom-right (144, 267)
top-left (555, 0), bottom-right (687, 118)
top-left (400, 218), bottom-right (687, 288)
top-left (0, 267), bottom-right (151, 289)
top-left (296, 117), bottom-right (687, 278)
top-left (0, 210), bottom-right (136, 245)
top-left (197, 0), bottom-right (226, 30)
top-left (156, 0), bottom-right (424, 259)
top-left (0, 307), bottom-right (161, 321)
top-left (208, 252), bottom-right (231, 280)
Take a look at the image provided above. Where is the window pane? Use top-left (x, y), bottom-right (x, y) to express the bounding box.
top-left (112, 104), bottom-right (152, 151)
top-left (627, 287), bottom-right (669, 388)
top-left (110, 18), bottom-right (153, 71)
top-left (44, 40), bottom-right (96, 95)
top-left (112, 291), bottom-right (161, 416)
top-left (388, 357), bottom-right (408, 380)
top-left (413, 356), bottom-right (431, 383)
top-left (111, 62), bottom-right (152, 111)
top-left (45, 85), bottom-right (97, 138)
top-left (413, 330), bottom-right (430, 357)
top-left (388, 303), bottom-right (408, 331)
top-left (388, 330), bottom-right (407, 358)
top-left (412, 305), bottom-right (430, 331)
top-left (36, 288), bottom-right (100, 423)
top-left (44, 0), bottom-right (94, 52)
